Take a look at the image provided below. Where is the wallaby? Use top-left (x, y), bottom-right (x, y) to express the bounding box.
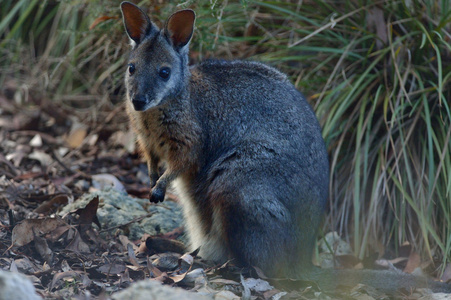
top-left (119, 2), bottom-right (450, 294)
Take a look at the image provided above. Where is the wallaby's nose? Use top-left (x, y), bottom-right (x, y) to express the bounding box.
top-left (132, 94), bottom-right (147, 111)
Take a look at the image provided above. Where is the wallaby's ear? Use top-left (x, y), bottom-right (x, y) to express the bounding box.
top-left (120, 1), bottom-right (152, 45)
top-left (164, 9), bottom-right (196, 50)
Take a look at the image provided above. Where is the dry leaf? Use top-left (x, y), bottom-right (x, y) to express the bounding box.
top-left (66, 127), bottom-right (87, 148)
top-left (12, 218), bottom-right (68, 247)
top-left (34, 194), bottom-right (70, 214)
top-left (49, 270), bottom-right (81, 291)
top-left (215, 290), bottom-right (240, 300)
top-left (97, 263), bottom-right (126, 275)
top-left (29, 150), bottom-right (53, 166)
top-left (265, 291), bottom-right (286, 300)
top-left (119, 235), bottom-right (138, 251)
top-left (169, 269), bottom-right (190, 283)
top-left (181, 268), bottom-right (206, 285)
top-left (145, 236), bottom-right (185, 254)
top-left (45, 223), bottom-right (71, 243)
top-left (91, 173), bottom-right (125, 192)
top-left (29, 134), bottom-right (42, 147)
top-left (152, 253), bottom-right (180, 271)
top-left (128, 243), bottom-right (140, 267)
top-left (366, 7), bottom-right (387, 50)
top-left (403, 251), bottom-right (421, 274)
top-left (89, 16), bottom-right (117, 30)
top-left (33, 234), bottom-right (53, 263)
top-left (440, 263), bottom-right (451, 283)
top-left (12, 257), bottom-right (41, 274)
top-left (73, 196), bottom-right (100, 229)
top-left (6, 145), bottom-right (29, 166)
top-left (109, 130), bottom-right (136, 153)
top-left (243, 277), bottom-right (273, 293)
top-left (147, 259), bottom-right (163, 278)
top-left (210, 278), bottom-right (240, 286)
top-left (65, 229), bottom-right (90, 253)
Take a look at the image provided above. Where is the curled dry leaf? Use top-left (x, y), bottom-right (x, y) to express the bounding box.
top-left (29, 150), bottom-right (53, 166)
top-left (65, 228), bottom-right (91, 253)
top-left (169, 270), bottom-right (190, 283)
top-left (243, 277), bottom-right (273, 293)
top-left (265, 290), bottom-right (287, 300)
top-left (119, 268), bottom-right (131, 287)
top-left (118, 235), bottom-right (136, 250)
top-left (147, 257), bottom-right (163, 278)
top-left (180, 268), bottom-right (206, 286)
top-left (152, 253), bottom-right (180, 272)
top-left (73, 196), bottom-right (100, 229)
top-left (145, 236), bottom-right (186, 254)
top-left (11, 218), bottom-right (68, 247)
top-left (128, 243), bottom-right (140, 267)
top-left (167, 251), bottom-right (196, 283)
top-left (366, 7), bottom-right (387, 50)
top-left (403, 251), bottom-right (421, 274)
top-left (89, 15), bottom-right (118, 30)
top-left (441, 263), bottom-right (451, 283)
top-left (34, 194), bottom-right (70, 214)
top-left (12, 257), bottom-right (40, 274)
top-left (152, 272), bottom-right (173, 284)
top-left (210, 278), bottom-right (240, 286)
top-left (29, 134), bottom-right (43, 147)
top-left (49, 270), bottom-right (83, 291)
top-left (97, 263), bottom-right (126, 275)
top-left (65, 127), bottom-right (87, 148)
top-left (5, 150), bottom-right (25, 167)
top-left (91, 173), bottom-right (126, 192)
top-left (33, 234), bottom-right (53, 263)
top-left (179, 252), bottom-right (194, 266)
top-left (215, 290), bottom-right (241, 300)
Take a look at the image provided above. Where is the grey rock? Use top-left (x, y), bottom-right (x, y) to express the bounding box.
top-left (0, 270), bottom-right (41, 300)
top-left (59, 188), bottom-right (184, 240)
top-left (111, 280), bottom-right (212, 300)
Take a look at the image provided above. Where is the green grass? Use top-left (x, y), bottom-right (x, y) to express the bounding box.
top-left (1, 0), bottom-right (450, 274)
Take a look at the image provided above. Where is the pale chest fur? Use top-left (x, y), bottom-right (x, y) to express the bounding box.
top-left (126, 99), bottom-right (202, 175)
top-left (127, 101), bottom-right (177, 160)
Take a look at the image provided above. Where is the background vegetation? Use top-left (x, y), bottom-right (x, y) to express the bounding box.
top-left (1, 0), bottom-right (450, 274)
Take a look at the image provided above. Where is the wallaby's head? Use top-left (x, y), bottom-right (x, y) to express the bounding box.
top-left (120, 2), bottom-right (195, 111)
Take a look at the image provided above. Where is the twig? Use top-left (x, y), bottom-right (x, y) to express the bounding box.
top-left (289, 1), bottom-right (386, 48)
top-left (99, 212), bottom-right (154, 233)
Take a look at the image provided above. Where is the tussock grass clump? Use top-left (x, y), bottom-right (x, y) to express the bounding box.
top-left (1, 0), bottom-right (450, 273)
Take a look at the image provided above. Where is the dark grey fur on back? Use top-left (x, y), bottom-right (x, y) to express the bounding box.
top-left (184, 59), bottom-right (329, 276)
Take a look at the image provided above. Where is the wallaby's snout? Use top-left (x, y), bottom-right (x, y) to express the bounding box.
top-left (130, 94), bottom-right (148, 111)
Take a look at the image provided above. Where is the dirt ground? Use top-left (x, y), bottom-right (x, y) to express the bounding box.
top-left (0, 83), bottom-right (449, 299)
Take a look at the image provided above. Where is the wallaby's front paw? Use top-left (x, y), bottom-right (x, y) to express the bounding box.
top-left (149, 187), bottom-right (165, 203)
top-left (150, 175), bottom-right (159, 189)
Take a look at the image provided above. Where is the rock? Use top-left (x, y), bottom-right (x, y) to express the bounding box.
top-left (111, 280), bottom-right (212, 300)
top-left (0, 270), bottom-right (41, 300)
top-left (59, 188), bottom-right (184, 240)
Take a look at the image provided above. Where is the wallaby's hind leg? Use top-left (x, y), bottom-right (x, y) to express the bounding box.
top-left (206, 179), bottom-right (309, 278)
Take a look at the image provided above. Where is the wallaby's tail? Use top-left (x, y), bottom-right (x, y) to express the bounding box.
top-left (306, 267), bottom-right (451, 294)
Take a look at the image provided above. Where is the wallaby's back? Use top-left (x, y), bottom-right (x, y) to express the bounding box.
top-left (180, 59), bottom-right (329, 276)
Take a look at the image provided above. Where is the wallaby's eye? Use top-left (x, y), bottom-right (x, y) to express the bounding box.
top-left (159, 67), bottom-right (171, 80)
top-left (128, 63), bottom-right (135, 75)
